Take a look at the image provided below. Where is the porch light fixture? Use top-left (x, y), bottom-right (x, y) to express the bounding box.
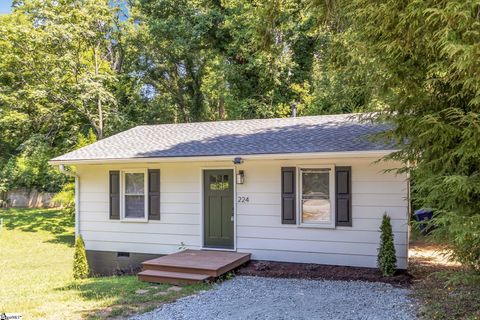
top-left (236, 170), bottom-right (245, 184)
top-left (233, 157), bottom-right (243, 165)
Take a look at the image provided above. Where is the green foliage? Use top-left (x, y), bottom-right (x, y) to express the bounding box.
top-left (73, 235), bottom-right (90, 280)
top-left (0, 136), bottom-right (67, 193)
top-left (131, 0), bottom-right (375, 121)
top-left (338, 0), bottom-right (480, 271)
top-left (431, 212), bottom-right (480, 271)
top-left (50, 129), bottom-right (96, 214)
top-left (52, 183), bottom-right (75, 215)
top-left (75, 129), bottom-right (97, 150)
top-left (0, 0), bottom-right (120, 140)
top-left (0, 0), bottom-right (378, 194)
top-left (0, 1), bottom-right (119, 193)
top-left (377, 214), bottom-right (397, 277)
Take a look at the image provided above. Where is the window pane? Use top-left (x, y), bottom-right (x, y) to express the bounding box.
top-left (125, 195), bottom-right (145, 218)
top-left (302, 170), bottom-right (331, 223)
top-left (302, 199), bottom-right (330, 222)
top-left (209, 174), bottom-right (229, 190)
top-left (125, 173), bottom-right (144, 194)
top-left (302, 170), bottom-right (329, 198)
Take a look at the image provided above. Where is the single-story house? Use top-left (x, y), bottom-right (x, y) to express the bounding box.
top-left (50, 114), bottom-right (410, 274)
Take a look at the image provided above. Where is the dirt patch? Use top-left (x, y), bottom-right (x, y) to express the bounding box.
top-left (408, 240), bottom-right (461, 276)
top-left (408, 240), bottom-right (480, 320)
top-left (237, 260), bottom-right (412, 287)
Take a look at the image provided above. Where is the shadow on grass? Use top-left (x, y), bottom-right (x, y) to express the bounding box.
top-left (46, 234), bottom-right (75, 247)
top-left (57, 276), bottom-right (209, 319)
top-left (0, 208), bottom-right (75, 247)
top-left (60, 276), bottom-right (152, 301)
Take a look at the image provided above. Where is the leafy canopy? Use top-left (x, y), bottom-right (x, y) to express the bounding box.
top-left (0, 0), bottom-right (375, 193)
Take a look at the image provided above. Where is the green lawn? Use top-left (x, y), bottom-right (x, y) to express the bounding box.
top-left (0, 208), bottom-right (210, 319)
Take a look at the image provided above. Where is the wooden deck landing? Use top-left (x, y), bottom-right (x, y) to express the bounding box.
top-left (138, 250), bottom-right (251, 285)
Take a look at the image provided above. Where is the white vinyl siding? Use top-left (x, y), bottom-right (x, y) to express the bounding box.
top-left (76, 156), bottom-right (409, 269)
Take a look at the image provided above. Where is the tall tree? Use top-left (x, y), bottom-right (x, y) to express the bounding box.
top-left (2, 0), bottom-right (120, 140)
top-left (0, 0), bottom-right (379, 193)
top-left (131, 0), bottom-right (374, 121)
top-left (0, 0), bottom-right (123, 192)
top-left (341, 0), bottom-right (480, 269)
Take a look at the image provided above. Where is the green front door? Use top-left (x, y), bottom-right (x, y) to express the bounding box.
top-left (203, 169), bottom-right (234, 249)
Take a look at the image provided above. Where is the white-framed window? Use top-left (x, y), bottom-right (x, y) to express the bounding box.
top-left (298, 165), bottom-right (335, 228)
top-left (121, 169), bottom-right (148, 221)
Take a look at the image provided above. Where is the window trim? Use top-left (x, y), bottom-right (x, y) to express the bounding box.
top-left (120, 168), bottom-right (148, 222)
top-left (297, 165), bottom-right (336, 229)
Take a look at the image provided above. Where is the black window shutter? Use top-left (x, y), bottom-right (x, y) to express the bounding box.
top-left (148, 169), bottom-right (160, 220)
top-left (335, 166), bottom-right (352, 226)
top-left (281, 167), bottom-right (296, 224)
top-left (109, 171), bottom-right (120, 220)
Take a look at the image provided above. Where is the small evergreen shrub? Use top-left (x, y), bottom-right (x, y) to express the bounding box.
top-left (378, 213), bottom-right (397, 276)
top-left (73, 235), bottom-right (90, 279)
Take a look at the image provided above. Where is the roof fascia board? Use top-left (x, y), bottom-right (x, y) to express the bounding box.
top-left (49, 150), bottom-right (396, 166)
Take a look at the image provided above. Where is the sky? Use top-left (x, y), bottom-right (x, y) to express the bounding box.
top-left (0, 0), bottom-right (12, 14)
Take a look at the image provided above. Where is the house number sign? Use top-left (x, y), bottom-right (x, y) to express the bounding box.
top-left (237, 196), bottom-right (250, 203)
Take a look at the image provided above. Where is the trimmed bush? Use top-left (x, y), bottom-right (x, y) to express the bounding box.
top-left (377, 214), bottom-right (397, 276)
top-left (73, 235), bottom-right (90, 279)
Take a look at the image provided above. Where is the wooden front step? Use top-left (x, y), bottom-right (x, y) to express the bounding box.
top-left (139, 250), bottom-right (251, 284)
top-left (142, 264), bottom-right (219, 277)
top-left (142, 250), bottom-right (251, 277)
top-left (138, 270), bottom-right (211, 285)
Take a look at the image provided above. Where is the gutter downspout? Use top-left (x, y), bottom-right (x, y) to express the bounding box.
top-left (59, 164), bottom-right (80, 239)
top-left (406, 160), bottom-right (412, 264)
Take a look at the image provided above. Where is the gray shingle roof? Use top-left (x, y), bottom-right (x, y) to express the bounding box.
top-left (51, 113), bottom-right (395, 163)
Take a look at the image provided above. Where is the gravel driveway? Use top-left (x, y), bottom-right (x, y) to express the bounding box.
top-left (131, 276), bottom-right (417, 320)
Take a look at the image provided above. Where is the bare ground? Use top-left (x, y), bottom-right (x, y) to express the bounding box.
top-left (408, 240), bottom-right (480, 320)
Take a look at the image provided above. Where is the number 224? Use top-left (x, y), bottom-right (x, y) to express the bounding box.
top-left (237, 196), bottom-right (249, 203)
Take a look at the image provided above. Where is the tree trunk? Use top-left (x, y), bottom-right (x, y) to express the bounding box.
top-left (94, 46), bottom-right (103, 139)
top-left (97, 98), bottom-right (103, 139)
top-left (218, 94), bottom-right (225, 119)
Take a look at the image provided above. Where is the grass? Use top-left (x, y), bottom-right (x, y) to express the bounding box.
top-left (0, 208), bottom-right (210, 319)
top-left (409, 237), bottom-right (480, 320)
top-left (5, 207), bottom-right (478, 319)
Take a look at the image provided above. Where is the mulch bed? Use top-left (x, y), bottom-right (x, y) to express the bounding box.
top-left (236, 260), bottom-right (412, 287)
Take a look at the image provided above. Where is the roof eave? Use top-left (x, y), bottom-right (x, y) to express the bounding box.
top-left (48, 150), bottom-right (398, 166)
